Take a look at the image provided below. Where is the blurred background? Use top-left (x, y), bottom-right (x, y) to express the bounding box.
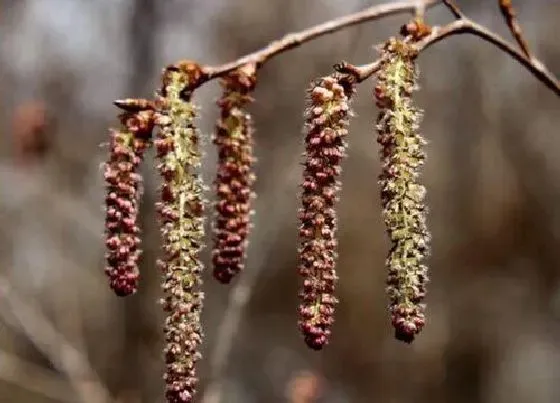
top-left (0, 0), bottom-right (559, 402)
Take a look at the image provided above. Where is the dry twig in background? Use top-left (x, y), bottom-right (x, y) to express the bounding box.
top-left (0, 350), bottom-right (76, 403)
top-left (0, 276), bottom-right (112, 403)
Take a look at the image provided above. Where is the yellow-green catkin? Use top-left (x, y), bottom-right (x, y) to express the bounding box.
top-left (153, 61), bottom-right (206, 402)
top-left (374, 38), bottom-right (430, 343)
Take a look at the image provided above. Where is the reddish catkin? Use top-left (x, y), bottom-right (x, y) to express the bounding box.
top-left (374, 38), bottom-right (430, 343)
top-left (212, 64), bottom-right (257, 284)
top-left (154, 62), bottom-right (205, 403)
top-left (297, 74), bottom-right (354, 350)
top-left (103, 106), bottom-right (153, 297)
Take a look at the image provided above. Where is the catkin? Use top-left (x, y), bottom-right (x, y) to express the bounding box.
top-left (374, 38), bottom-right (430, 343)
top-left (103, 107), bottom-right (153, 296)
top-left (154, 62), bottom-right (206, 402)
top-left (298, 73), bottom-right (354, 350)
top-left (212, 65), bottom-right (257, 284)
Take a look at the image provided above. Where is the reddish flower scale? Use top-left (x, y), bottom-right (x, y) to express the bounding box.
top-left (103, 108), bottom-right (153, 297)
top-left (212, 64), bottom-right (257, 284)
top-left (298, 74), bottom-right (354, 350)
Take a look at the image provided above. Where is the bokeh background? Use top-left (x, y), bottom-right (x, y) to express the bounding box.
top-left (1, 0), bottom-right (559, 402)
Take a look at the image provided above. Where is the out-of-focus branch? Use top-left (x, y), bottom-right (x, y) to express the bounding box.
top-left (118, 0), bottom-right (160, 398)
top-left (0, 350), bottom-right (76, 403)
top-left (200, 233), bottom-right (283, 403)
top-left (498, 0), bottom-right (531, 59)
top-left (200, 178), bottom-right (296, 403)
top-left (199, 277), bottom-right (253, 403)
top-left (0, 276), bottom-right (112, 403)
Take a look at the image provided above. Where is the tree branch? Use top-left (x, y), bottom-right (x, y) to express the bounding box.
top-left (202, 0), bottom-right (439, 79)
top-left (414, 0), bottom-right (427, 20)
top-left (336, 60), bottom-right (384, 83)
top-left (415, 19), bottom-right (560, 96)
top-left (333, 13), bottom-right (559, 96)
top-left (498, 0), bottom-right (531, 59)
top-left (196, 0), bottom-right (558, 97)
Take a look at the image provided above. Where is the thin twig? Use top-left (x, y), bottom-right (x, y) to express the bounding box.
top-left (200, 175), bottom-right (298, 403)
top-left (354, 60), bottom-right (384, 82)
top-left (414, 0), bottom-right (427, 20)
top-left (199, 275), bottom-right (253, 403)
top-left (202, 0), bottom-right (439, 79)
top-left (415, 19), bottom-right (560, 96)
top-left (498, 0), bottom-right (531, 58)
top-left (335, 60), bottom-right (384, 83)
top-left (0, 276), bottom-right (112, 403)
top-left (200, 242), bottom-right (275, 403)
top-left (441, 0), bottom-right (464, 19)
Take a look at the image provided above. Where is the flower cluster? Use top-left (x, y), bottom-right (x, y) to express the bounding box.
top-left (103, 106), bottom-right (153, 297)
top-left (298, 74), bottom-right (354, 350)
top-left (374, 38), bottom-right (430, 343)
top-left (212, 64), bottom-right (257, 284)
top-left (154, 62), bottom-right (206, 402)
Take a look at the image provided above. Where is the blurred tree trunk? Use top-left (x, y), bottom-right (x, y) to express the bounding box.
top-left (116, 1), bottom-right (160, 401)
